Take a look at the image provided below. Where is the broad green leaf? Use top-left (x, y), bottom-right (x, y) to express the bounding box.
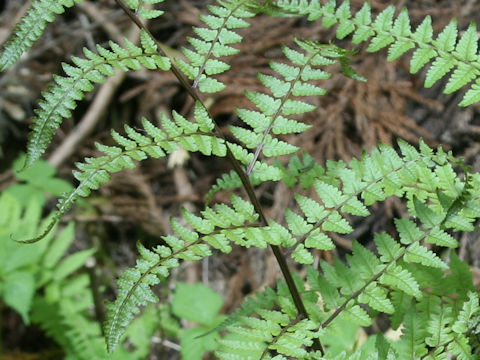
top-left (3, 271), bottom-right (35, 324)
top-left (172, 283), bottom-right (223, 325)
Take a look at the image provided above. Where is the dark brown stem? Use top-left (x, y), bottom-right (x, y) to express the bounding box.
top-left (114, 0), bottom-right (324, 354)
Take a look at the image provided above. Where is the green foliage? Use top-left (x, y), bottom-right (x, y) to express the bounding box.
top-left (216, 276), bottom-right (324, 359)
top-left (177, 0), bottom-right (256, 92)
top-left (104, 194), bottom-right (261, 351)
top-left (19, 101), bottom-right (224, 244)
top-left (0, 157), bottom-right (83, 323)
top-left (3, 0), bottom-right (480, 359)
top-left (8, 154), bottom-right (73, 206)
top-left (274, 0), bottom-right (480, 106)
top-left (0, 0), bottom-right (83, 71)
top-left (208, 40), bottom-right (365, 199)
top-left (172, 282), bottom-right (226, 359)
top-left (123, 0), bottom-right (166, 20)
top-left (2, 157), bottom-right (170, 359)
top-left (33, 281), bottom-right (169, 359)
top-left (23, 30), bottom-right (170, 168)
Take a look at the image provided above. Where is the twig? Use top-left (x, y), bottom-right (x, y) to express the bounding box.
top-left (77, 1), bottom-right (124, 44)
top-left (78, 13), bottom-right (96, 51)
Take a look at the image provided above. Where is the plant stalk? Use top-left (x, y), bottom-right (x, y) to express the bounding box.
top-left (114, 0), bottom-right (324, 354)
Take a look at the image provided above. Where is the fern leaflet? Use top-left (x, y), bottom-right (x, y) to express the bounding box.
top-left (0, 0), bottom-right (83, 71)
top-left (123, 0), bottom-right (166, 20)
top-left (274, 0), bottom-right (480, 106)
top-left (19, 101), bottom-right (225, 243)
top-left (176, 0), bottom-right (256, 93)
top-left (104, 194), bottom-right (260, 352)
top-left (24, 30), bottom-right (170, 168)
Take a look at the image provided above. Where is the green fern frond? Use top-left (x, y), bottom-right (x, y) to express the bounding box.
top-left (216, 278), bottom-right (323, 359)
top-left (396, 307), bottom-right (428, 358)
top-left (104, 194), bottom-right (259, 352)
top-left (209, 139), bottom-right (480, 357)
top-left (0, 0), bottom-right (83, 71)
top-left (206, 161), bottom-right (284, 201)
top-left (123, 0), bottom-right (165, 20)
top-left (274, 0), bottom-right (480, 106)
top-left (260, 140), bottom-right (480, 355)
top-left (176, 0), bottom-right (255, 93)
top-left (279, 141), bottom-right (441, 264)
top-left (103, 241), bottom-right (177, 353)
top-left (24, 30), bottom-right (170, 168)
top-left (19, 101), bottom-right (225, 243)
top-left (206, 287), bottom-right (278, 337)
top-left (207, 40), bottom-right (364, 199)
top-left (239, 39), bottom-right (364, 175)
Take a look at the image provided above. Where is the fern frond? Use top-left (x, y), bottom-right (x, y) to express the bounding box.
top-left (278, 141), bottom-right (436, 264)
top-left (123, 0), bottom-right (166, 20)
top-left (104, 194), bottom-right (260, 352)
top-left (207, 40), bottom-right (364, 199)
top-left (206, 161), bottom-right (284, 202)
top-left (0, 0), bottom-right (83, 71)
top-left (20, 101), bottom-right (225, 243)
top-left (216, 278), bottom-right (323, 359)
top-left (254, 139), bottom-right (480, 356)
top-left (104, 241), bottom-right (177, 353)
top-left (24, 30), bottom-right (170, 168)
top-left (396, 306), bottom-right (429, 358)
top-left (240, 39), bottom-right (364, 175)
top-left (205, 139), bottom-right (480, 357)
top-left (176, 0), bottom-right (255, 92)
top-left (274, 0), bottom-right (480, 106)
top-left (31, 275), bottom-right (108, 359)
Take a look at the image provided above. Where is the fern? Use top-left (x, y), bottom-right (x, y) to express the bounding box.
top-left (104, 194), bottom-right (261, 351)
top-left (32, 276), bottom-right (108, 360)
top-left (122, 0), bottom-right (166, 20)
top-left (32, 276), bottom-right (164, 359)
top-left (274, 0), bottom-right (480, 106)
top-left (208, 40), bottom-right (365, 199)
top-left (22, 30), bottom-right (170, 168)
top-left (0, 0), bottom-right (83, 71)
top-left (176, 0), bottom-right (256, 92)
top-left (216, 277), bottom-right (323, 359)
top-left (4, 0), bottom-right (480, 358)
top-left (264, 140), bottom-right (476, 265)
top-left (211, 140), bottom-right (480, 358)
top-left (20, 101), bottom-right (224, 243)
